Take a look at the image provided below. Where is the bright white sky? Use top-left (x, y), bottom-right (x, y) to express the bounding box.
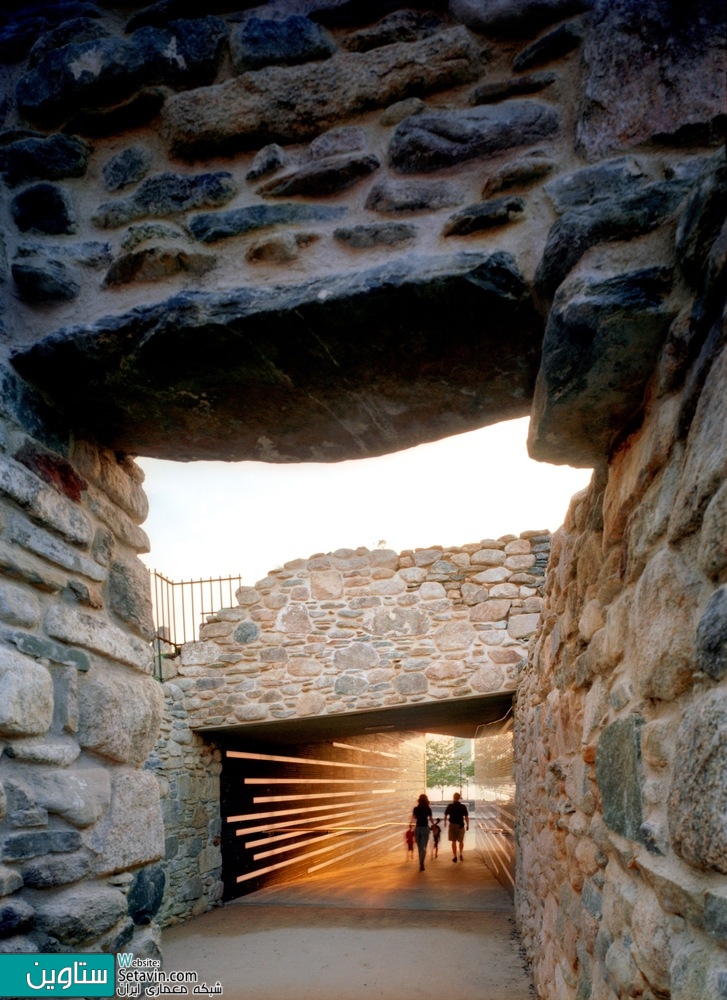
top-left (137, 417), bottom-right (592, 586)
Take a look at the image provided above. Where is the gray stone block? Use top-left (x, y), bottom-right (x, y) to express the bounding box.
top-left (21, 851), bottom-right (92, 889)
top-left (93, 171), bottom-right (237, 229)
top-left (11, 183), bottom-right (76, 236)
top-left (0, 898), bottom-right (35, 938)
top-left (596, 715), bottom-right (644, 841)
top-left (35, 885), bottom-right (127, 947)
top-left (102, 146), bottom-right (152, 192)
top-left (1, 830), bottom-right (81, 862)
top-left (0, 646), bottom-right (53, 738)
top-left (230, 15), bottom-right (336, 73)
top-left (669, 688), bottom-right (727, 873)
top-left (696, 586), bottom-right (727, 680)
top-left (389, 100), bottom-right (560, 173)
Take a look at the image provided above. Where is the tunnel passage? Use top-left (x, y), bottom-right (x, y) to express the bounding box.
top-left (210, 693), bottom-right (513, 899)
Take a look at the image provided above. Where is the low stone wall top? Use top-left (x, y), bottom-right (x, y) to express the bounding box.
top-left (171, 532), bottom-right (550, 730)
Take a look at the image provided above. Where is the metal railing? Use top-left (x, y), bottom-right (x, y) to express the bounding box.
top-left (149, 570), bottom-right (243, 657)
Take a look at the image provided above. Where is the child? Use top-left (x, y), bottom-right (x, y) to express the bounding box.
top-left (430, 817), bottom-right (441, 858)
top-left (405, 823), bottom-right (415, 860)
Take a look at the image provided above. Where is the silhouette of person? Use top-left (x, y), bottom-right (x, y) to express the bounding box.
top-left (444, 791), bottom-right (469, 862)
top-left (430, 817), bottom-right (441, 858)
top-left (405, 824), bottom-right (415, 859)
top-left (411, 793), bottom-right (432, 871)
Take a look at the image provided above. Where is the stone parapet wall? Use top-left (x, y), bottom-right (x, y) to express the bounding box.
top-left (515, 335), bottom-right (727, 991)
top-left (0, 379), bottom-right (166, 956)
top-left (170, 534), bottom-right (550, 730)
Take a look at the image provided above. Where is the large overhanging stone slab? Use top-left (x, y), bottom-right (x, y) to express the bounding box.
top-left (12, 252), bottom-right (541, 463)
top-left (161, 27), bottom-right (481, 157)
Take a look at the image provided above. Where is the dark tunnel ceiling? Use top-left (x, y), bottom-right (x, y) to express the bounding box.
top-left (204, 693), bottom-right (513, 745)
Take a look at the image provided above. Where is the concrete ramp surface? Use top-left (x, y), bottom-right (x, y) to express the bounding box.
top-left (162, 843), bottom-right (534, 1000)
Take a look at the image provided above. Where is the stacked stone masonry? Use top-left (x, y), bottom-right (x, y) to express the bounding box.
top-left (0, 411), bottom-right (165, 957)
top-left (150, 535), bottom-right (549, 925)
top-left (173, 536), bottom-right (549, 730)
top-left (515, 327), bottom-right (727, 999)
top-left (0, 1), bottom-right (724, 997)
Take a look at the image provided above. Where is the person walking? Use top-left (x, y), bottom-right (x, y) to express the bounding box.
top-left (444, 791), bottom-right (469, 863)
top-left (411, 793), bottom-right (432, 871)
top-left (430, 817), bottom-right (441, 859)
top-left (404, 824), bottom-right (415, 860)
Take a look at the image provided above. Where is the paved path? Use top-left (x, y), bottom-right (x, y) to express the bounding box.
top-left (162, 842), bottom-right (534, 1000)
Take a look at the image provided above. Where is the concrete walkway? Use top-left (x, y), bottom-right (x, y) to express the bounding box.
top-left (162, 841), bottom-right (535, 1000)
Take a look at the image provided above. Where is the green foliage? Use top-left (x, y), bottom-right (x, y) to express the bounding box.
top-left (426, 737), bottom-right (460, 799)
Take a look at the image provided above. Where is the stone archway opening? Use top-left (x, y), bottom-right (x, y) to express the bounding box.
top-left (147, 524), bottom-right (553, 925)
top-left (211, 694), bottom-right (511, 901)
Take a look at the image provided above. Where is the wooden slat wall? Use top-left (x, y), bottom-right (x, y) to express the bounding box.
top-left (220, 732), bottom-right (426, 898)
top-left (474, 713), bottom-right (515, 894)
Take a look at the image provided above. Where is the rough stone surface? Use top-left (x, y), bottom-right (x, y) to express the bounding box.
top-left (0, 134), bottom-right (90, 187)
top-left (257, 152), bottom-right (380, 198)
top-left (128, 863), bottom-right (166, 925)
top-left (162, 28), bottom-right (482, 156)
top-left (482, 150), bottom-right (556, 195)
top-left (0, 4), bottom-right (725, 989)
top-left (30, 768), bottom-right (111, 827)
top-left (245, 143), bottom-right (288, 181)
top-left (230, 15), bottom-right (336, 73)
top-left (103, 247), bottom-right (216, 287)
top-left (450, 0), bottom-right (593, 35)
top-left (364, 179), bottom-right (464, 213)
top-left (668, 689), bottom-right (727, 874)
top-left (168, 537), bottom-right (546, 734)
top-left (11, 184), bottom-right (76, 236)
top-left (188, 203), bottom-right (346, 243)
top-left (534, 180), bottom-right (689, 299)
top-left (469, 72), bottom-right (557, 106)
top-left (0, 898), bottom-right (35, 937)
top-left (512, 20), bottom-right (584, 72)
top-left (343, 11), bottom-right (443, 52)
top-left (696, 587), bottom-right (727, 681)
top-left (13, 252), bottom-right (541, 463)
top-left (577, 0), bottom-right (727, 159)
top-left (102, 146), bottom-right (153, 193)
top-left (78, 668), bottom-right (163, 765)
top-left (596, 715), bottom-right (644, 840)
top-left (334, 223), bottom-right (417, 249)
top-left (89, 769), bottom-right (164, 876)
top-left (12, 260), bottom-right (81, 305)
top-left (34, 886), bottom-right (127, 946)
top-left (45, 605), bottom-right (152, 673)
top-left (93, 171), bottom-right (237, 229)
top-left (675, 149), bottom-right (727, 288)
top-left (443, 197), bottom-right (525, 236)
top-left (388, 100), bottom-right (560, 173)
top-left (529, 267), bottom-right (677, 466)
top-left (0, 647), bottom-right (53, 737)
top-left (16, 17), bottom-right (229, 129)
top-left (21, 852), bottom-right (92, 889)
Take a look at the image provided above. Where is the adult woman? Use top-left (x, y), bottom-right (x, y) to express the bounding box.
top-left (411, 793), bottom-right (432, 871)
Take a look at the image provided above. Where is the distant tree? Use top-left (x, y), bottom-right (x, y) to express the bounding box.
top-left (426, 737), bottom-right (459, 800)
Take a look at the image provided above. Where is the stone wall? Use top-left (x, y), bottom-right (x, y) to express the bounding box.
top-left (173, 536), bottom-right (549, 730)
top-left (151, 534), bottom-right (547, 924)
top-left (515, 198), bottom-right (727, 997)
top-left (0, 0), bottom-right (725, 990)
top-left (146, 692), bottom-right (222, 927)
top-left (0, 382), bottom-right (166, 956)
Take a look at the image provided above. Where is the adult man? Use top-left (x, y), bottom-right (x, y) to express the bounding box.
top-left (444, 791), bottom-right (469, 862)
